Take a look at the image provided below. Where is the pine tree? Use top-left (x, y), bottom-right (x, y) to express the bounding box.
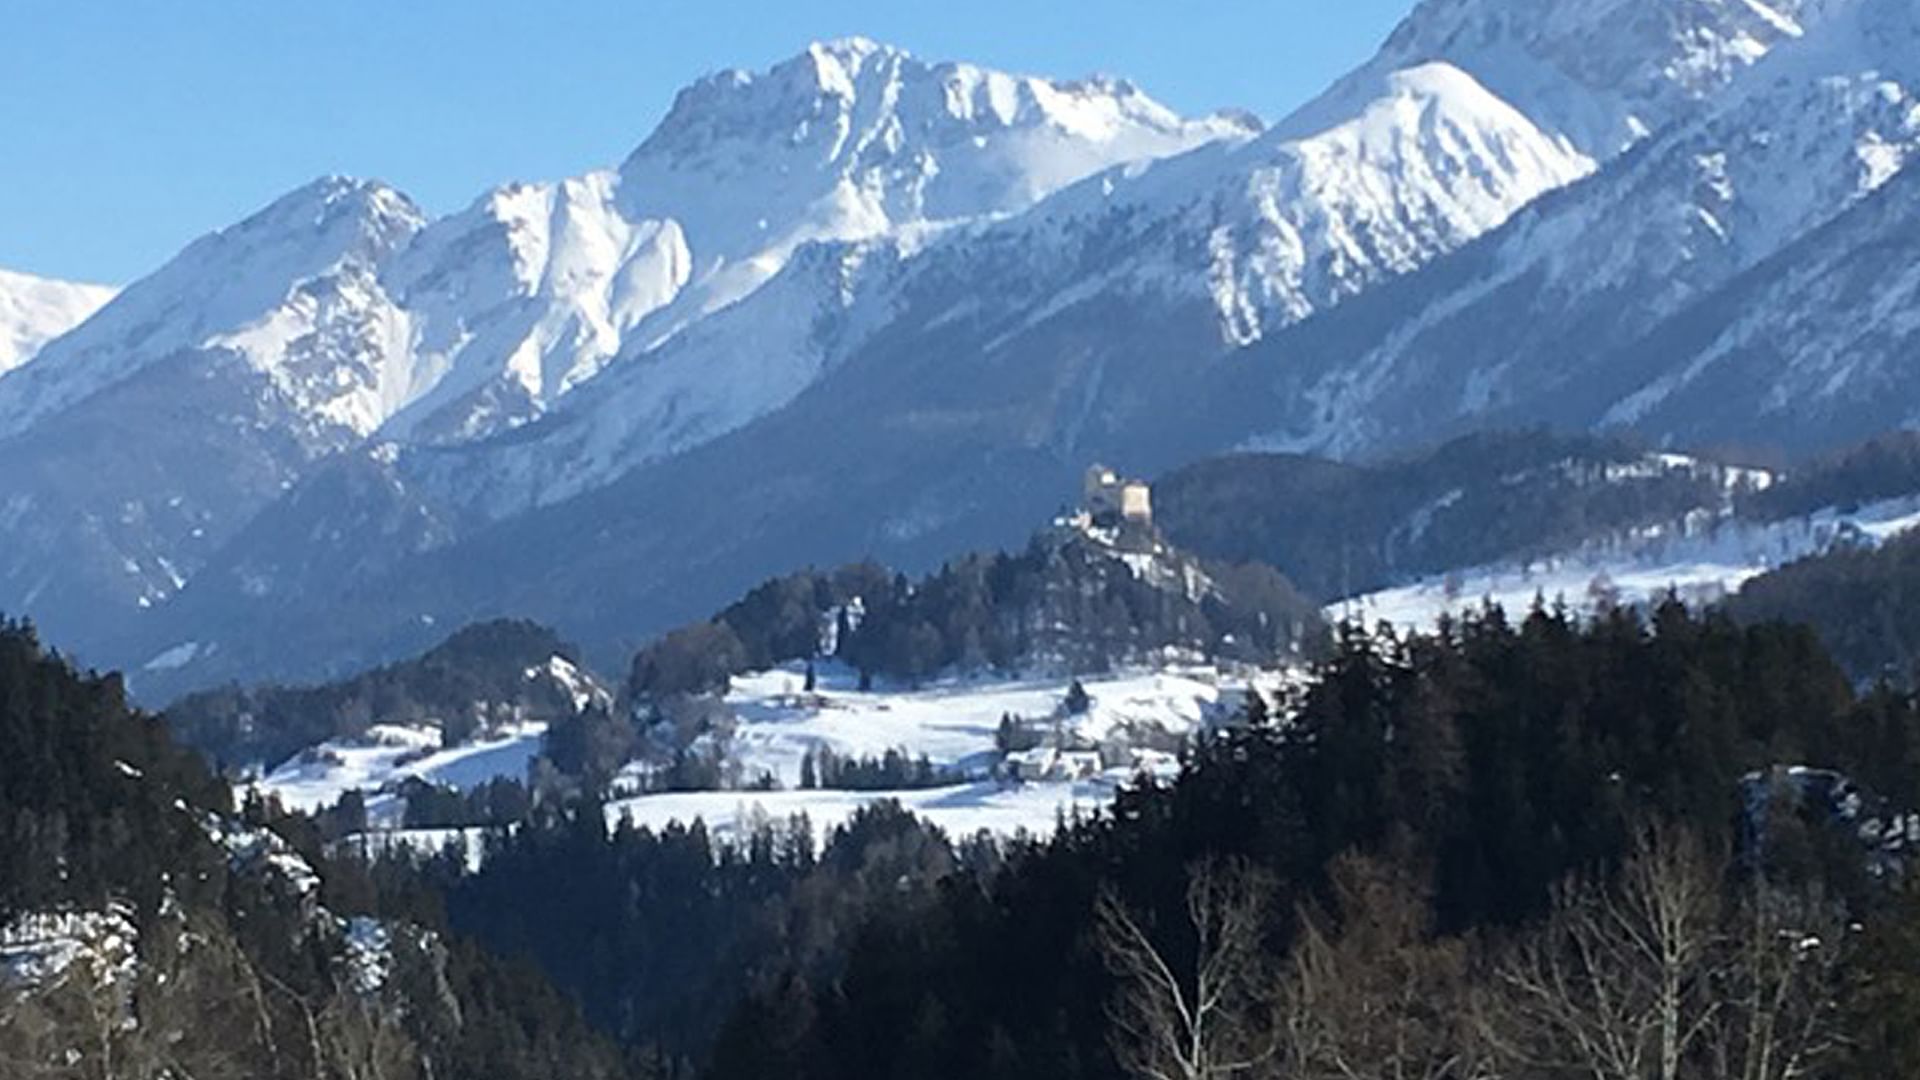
top-left (1065, 680), bottom-right (1092, 716)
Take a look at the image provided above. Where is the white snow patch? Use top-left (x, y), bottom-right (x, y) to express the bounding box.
top-left (143, 641), bottom-right (202, 672)
top-left (0, 904), bottom-right (138, 989)
top-left (254, 721), bottom-right (547, 820)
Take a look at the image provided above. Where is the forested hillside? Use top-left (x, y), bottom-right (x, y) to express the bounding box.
top-left (628, 524), bottom-right (1324, 700)
top-left (18, 587), bottom-right (1920, 1079)
top-left (1154, 432), bottom-right (1748, 600)
top-left (1732, 528), bottom-right (1920, 683)
top-left (167, 618), bottom-right (596, 770)
top-left (0, 619), bottom-right (637, 1080)
top-left (358, 600), bottom-right (1920, 1078)
top-left (1739, 430), bottom-right (1920, 523)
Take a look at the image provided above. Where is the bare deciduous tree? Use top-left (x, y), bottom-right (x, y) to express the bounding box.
top-left (1702, 885), bottom-right (1844, 1080)
top-left (1284, 853), bottom-right (1494, 1080)
top-left (1481, 823), bottom-right (1845, 1080)
top-left (1483, 825), bottom-right (1724, 1080)
top-left (1097, 858), bottom-right (1277, 1080)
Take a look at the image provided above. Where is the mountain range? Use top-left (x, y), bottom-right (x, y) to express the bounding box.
top-left (2, 0), bottom-right (1915, 699)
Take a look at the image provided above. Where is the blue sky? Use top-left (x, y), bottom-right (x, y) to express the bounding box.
top-left (2, 1), bottom-right (1415, 285)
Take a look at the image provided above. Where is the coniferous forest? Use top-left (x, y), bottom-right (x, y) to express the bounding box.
top-left (14, 597), bottom-right (1920, 1077)
top-left (0, 619), bottom-right (634, 1080)
top-left (417, 601), bottom-right (1920, 1079)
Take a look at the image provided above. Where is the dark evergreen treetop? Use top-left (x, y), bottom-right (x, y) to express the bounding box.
top-left (1732, 528), bottom-right (1920, 684)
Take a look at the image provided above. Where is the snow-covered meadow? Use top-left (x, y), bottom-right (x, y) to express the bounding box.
top-left (1341, 494), bottom-right (1920, 631)
top-left (256, 661), bottom-right (1283, 849)
top-left (603, 661), bottom-right (1268, 842)
top-left (255, 722), bottom-right (548, 826)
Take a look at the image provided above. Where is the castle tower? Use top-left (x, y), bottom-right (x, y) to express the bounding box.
top-left (1118, 479), bottom-right (1152, 525)
top-left (1082, 463), bottom-right (1152, 528)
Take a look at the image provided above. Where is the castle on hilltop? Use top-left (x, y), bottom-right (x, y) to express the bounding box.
top-left (1082, 464), bottom-right (1152, 528)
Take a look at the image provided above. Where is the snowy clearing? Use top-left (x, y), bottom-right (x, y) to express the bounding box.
top-left (1342, 495), bottom-right (1920, 631)
top-left (254, 722), bottom-right (547, 823)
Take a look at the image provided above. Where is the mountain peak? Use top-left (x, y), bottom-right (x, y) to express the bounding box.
top-left (0, 176), bottom-right (428, 441)
top-left (605, 38), bottom-right (1254, 334)
top-left (628, 39), bottom-right (1241, 173)
top-left (247, 175), bottom-right (424, 253)
top-left (803, 35), bottom-right (894, 71)
top-left (1284, 0), bottom-right (1839, 154)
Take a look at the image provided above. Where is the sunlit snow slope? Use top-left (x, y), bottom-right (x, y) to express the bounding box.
top-left (0, 268), bottom-right (116, 377)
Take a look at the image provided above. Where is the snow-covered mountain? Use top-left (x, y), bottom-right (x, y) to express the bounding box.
top-left (1604, 157), bottom-right (1920, 446)
top-left (0, 180), bottom-right (430, 652)
top-left (0, 268), bottom-right (115, 376)
top-left (1035, 60), bottom-right (1593, 346)
top-left (399, 57), bottom-right (1592, 520)
top-left (0, 178), bottom-right (426, 442)
top-left (387, 0), bottom-right (1835, 525)
top-left (0, 42), bottom-right (1247, 660)
top-left (15, 0), bottom-right (1920, 699)
top-left (1279, 0), bottom-right (1840, 158)
top-left (148, 53), bottom-right (1602, 692)
top-left (378, 38), bottom-right (1253, 446)
top-left (1244, 0), bottom-right (1920, 456)
top-left (1, 42), bottom-right (1245, 457)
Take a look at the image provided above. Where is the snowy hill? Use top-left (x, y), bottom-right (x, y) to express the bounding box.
top-left (0, 268), bottom-right (115, 376)
top-left (1153, 435), bottom-right (1775, 600)
top-left (222, 521), bottom-right (1309, 843)
top-left (166, 618), bottom-right (609, 772)
top-left (1344, 487), bottom-right (1920, 632)
top-left (254, 658), bottom-right (1280, 847)
top-left (605, 662), bottom-right (1269, 844)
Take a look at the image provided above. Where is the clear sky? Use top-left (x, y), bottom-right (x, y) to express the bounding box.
top-left (1, 0), bottom-right (1416, 285)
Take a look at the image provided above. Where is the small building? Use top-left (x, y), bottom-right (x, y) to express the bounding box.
top-left (1084, 464), bottom-right (1153, 527)
top-left (1002, 746), bottom-right (1105, 783)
